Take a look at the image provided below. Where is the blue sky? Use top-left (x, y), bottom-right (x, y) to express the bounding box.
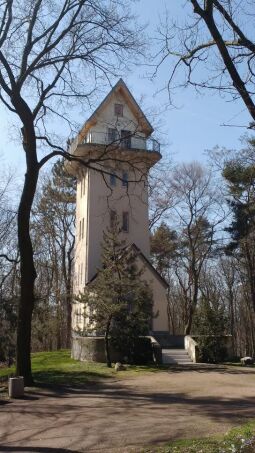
top-left (0, 0), bottom-right (251, 176)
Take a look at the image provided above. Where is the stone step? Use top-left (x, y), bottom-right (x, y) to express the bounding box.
top-left (162, 348), bottom-right (193, 365)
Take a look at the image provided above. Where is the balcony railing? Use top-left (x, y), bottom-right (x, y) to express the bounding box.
top-left (68, 131), bottom-right (160, 155)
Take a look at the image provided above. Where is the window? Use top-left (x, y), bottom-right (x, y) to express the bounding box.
top-left (80, 262), bottom-right (83, 285)
top-left (122, 171), bottom-right (128, 188)
top-left (110, 210), bottom-right (117, 229)
top-left (77, 264), bottom-right (80, 285)
top-left (108, 128), bottom-right (117, 144)
top-left (114, 103), bottom-right (123, 117)
top-left (121, 130), bottom-right (131, 148)
top-left (110, 172), bottom-right (116, 187)
top-left (82, 218), bottom-right (84, 239)
top-left (76, 307), bottom-right (83, 324)
top-left (122, 211), bottom-right (129, 232)
top-left (79, 220), bottom-right (82, 241)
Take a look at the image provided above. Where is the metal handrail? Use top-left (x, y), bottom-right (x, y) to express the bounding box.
top-left (68, 131), bottom-right (160, 154)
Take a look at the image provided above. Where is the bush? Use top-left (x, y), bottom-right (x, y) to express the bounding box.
top-left (132, 337), bottom-right (153, 364)
top-left (198, 336), bottom-right (228, 363)
top-left (110, 335), bottom-right (153, 365)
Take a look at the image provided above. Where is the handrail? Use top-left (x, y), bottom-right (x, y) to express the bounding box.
top-left (68, 131), bottom-right (160, 154)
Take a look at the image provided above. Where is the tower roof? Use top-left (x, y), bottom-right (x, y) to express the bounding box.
top-left (77, 79), bottom-right (153, 142)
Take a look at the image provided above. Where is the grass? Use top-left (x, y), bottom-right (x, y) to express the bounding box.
top-left (0, 349), bottom-right (166, 387)
top-left (143, 422), bottom-right (255, 452)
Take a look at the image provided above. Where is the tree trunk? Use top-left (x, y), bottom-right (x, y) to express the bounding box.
top-left (66, 290), bottom-right (72, 348)
top-left (65, 245), bottom-right (74, 348)
top-left (184, 310), bottom-right (193, 335)
top-left (16, 165), bottom-right (39, 385)
top-left (13, 105), bottom-right (39, 386)
top-left (105, 317), bottom-right (112, 368)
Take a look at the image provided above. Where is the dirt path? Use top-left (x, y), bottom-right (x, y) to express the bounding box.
top-left (1, 364), bottom-right (255, 453)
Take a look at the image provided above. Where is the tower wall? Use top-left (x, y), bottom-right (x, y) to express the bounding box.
top-left (75, 163), bottom-right (150, 289)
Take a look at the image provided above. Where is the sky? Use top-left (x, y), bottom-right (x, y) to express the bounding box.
top-left (0, 0), bottom-right (252, 178)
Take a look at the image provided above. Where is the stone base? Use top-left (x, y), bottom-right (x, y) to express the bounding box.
top-left (72, 336), bottom-right (121, 363)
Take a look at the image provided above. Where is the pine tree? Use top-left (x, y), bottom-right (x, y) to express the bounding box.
top-left (78, 222), bottom-right (153, 367)
top-left (33, 159), bottom-right (76, 348)
top-left (223, 145), bottom-right (255, 314)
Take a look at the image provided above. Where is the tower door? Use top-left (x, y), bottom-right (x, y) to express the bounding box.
top-left (121, 130), bottom-right (131, 149)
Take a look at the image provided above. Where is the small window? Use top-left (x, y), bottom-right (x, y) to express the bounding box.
top-left (79, 220), bottom-right (82, 241)
top-left (108, 128), bottom-right (117, 143)
top-left (82, 218), bottom-right (84, 239)
top-left (121, 130), bottom-right (131, 148)
top-left (80, 262), bottom-right (83, 285)
top-left (122, 212), bottom-right (129, 232)
top-left (110, 210), bottom-right (117, 229)
top-left (77, 307), bottom-right (82, 324)
top-left (122, 171), bottom-right (128, 188)
top-left (114, 103), bottom-right (123, 117)
top-left (110, 172), bottom-right (116, 187)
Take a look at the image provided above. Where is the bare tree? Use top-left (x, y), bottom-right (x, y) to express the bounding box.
top-left (0, 0), bottom-right (143, 384)
top-left (156, 1), bottom-right (255, 125)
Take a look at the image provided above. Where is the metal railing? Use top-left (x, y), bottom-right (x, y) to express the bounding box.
top-left (68, 131), bottom-right (160, 154)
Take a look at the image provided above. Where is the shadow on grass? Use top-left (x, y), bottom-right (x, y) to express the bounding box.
top-left (32, 368), bottom-right (113, 389)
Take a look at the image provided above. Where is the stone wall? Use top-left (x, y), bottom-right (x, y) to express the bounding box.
top-left (72, 335), bottom-right (158, 364)
top-left (72, 336), bottom-right (122, 362)
top-left (185, 335), bottom-right (234, 363)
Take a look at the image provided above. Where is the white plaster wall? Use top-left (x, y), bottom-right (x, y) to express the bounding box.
top-left (136, 256), bottom-right (169, 332)
top-left (92, 90), bottom-right (146, 138)
top-left (86, 165), bottom-right (150, 282)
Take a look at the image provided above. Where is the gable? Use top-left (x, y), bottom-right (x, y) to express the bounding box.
top-left (87, 243), bottom-right (169, 290)
top-left (132, 244), bottom-right (169, 289)
top-left (77, 79), bottom-right (153, 143)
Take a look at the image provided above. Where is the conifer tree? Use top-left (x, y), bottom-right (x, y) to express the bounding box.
top-left (78, 221), bottom-right (153, 367)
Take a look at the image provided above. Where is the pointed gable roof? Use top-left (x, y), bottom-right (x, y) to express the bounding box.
top-left (87, 243), bottom-right (169, 289)
top-left (77, 79), bottom-right (153, 142)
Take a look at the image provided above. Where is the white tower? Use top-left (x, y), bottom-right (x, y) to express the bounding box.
top-left (67, 79), bottom-right (168, 333)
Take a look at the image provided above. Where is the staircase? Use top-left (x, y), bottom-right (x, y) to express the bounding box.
top-left (152, 332), bottom-right (193, 365)
top-left (162, 348), bottom-right (193, 365)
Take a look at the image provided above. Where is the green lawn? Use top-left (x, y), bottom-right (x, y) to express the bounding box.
top-left (0, 349), bottom-right (165, 386)
top-left (148, 422), bottom-right (255, 452)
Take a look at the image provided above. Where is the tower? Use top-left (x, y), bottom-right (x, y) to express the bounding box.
top-left (67, 79), bottom-right (168, 333)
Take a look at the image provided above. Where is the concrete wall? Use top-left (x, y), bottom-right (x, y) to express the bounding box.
top-left (72, 336), bottom-right (122, 363)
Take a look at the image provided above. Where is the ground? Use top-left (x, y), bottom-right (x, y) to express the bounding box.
top-left (1, 354), bottom-right (255, 452)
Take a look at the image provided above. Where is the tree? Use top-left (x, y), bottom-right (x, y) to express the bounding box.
top-left (0, 0), bottom-right (142, 384)
top-left (169, 162), bottom-right (224, 334)
top-left (157, 1), bottom-right (255, 124)
top-left (150, 222), bottom-right (178, 278)
top-left (33, 159), bottom-right (76, 348)
top-left (193, 271), bottom-right (228, 363)
top-left (0, 169), bottom-right (19, 364)
top-left (223, 141), bottom-right (255, 315)
top-left (77, 222), bottom-right (153, 368)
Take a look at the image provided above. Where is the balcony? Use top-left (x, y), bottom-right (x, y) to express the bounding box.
top-left (68, 131), bottom-right (160, 156)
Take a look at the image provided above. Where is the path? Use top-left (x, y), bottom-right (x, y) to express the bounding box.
top-left (1, 364), bottom-right (255, 452)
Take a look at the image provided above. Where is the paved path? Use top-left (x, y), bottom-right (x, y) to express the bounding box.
top-left (1, 364), bottom-right (255, 452)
